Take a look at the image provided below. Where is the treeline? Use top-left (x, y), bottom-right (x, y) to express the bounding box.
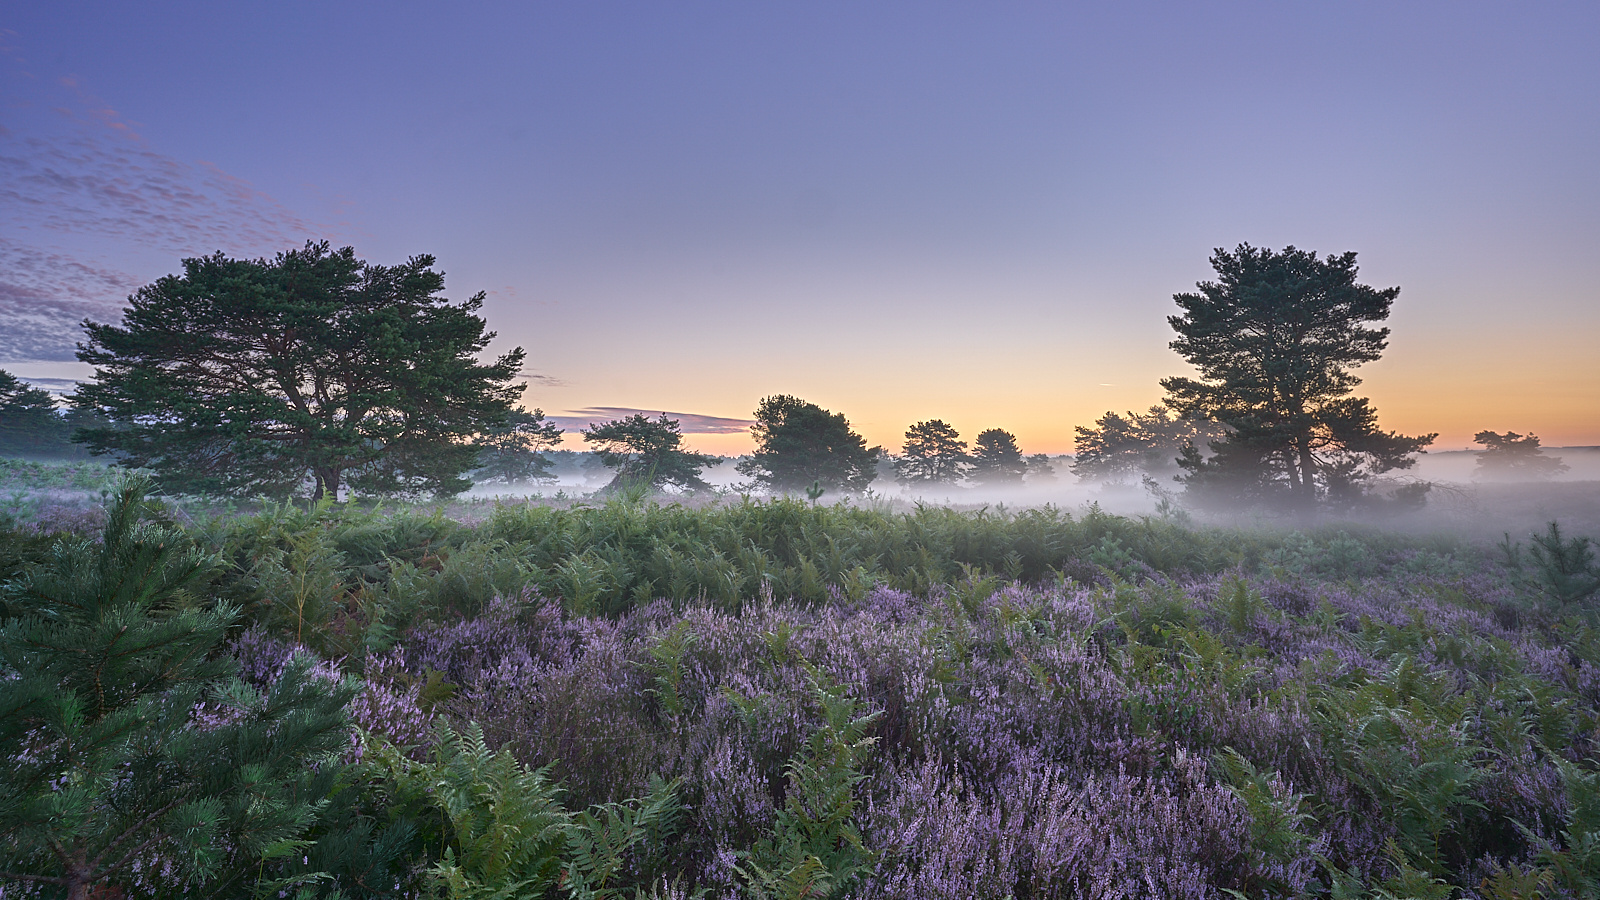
top-left (0, 241), bottom-right (1577, 513)
top-left (0, 372), bottom-right (99, 461)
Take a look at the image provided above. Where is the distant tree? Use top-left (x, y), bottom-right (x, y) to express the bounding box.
top-left (0, 479), bottom-right (355, 899)
top-left (737, 395), bottom-right (879, 495)
top-left (894, 420), bottom-right (969, 485)
top-left (969, 428), bottom-right (1027, 485)
top-left (1473, 430), bottom-right (1568, 481)
top-left (872, 452), bottom-right (899, 487)
top-left (474, 408), bottom-right (564, 485)
top-left (0, 371), bottom-right (70, 457)
top-left (1072, 404), bottom-right (1221, 484)
top-left (579, 449), bottom-right (615, 484)
top-left (1024, 453), bottom-right (1058, 483)
top-left (1161, 244), bottom-right (1436, 510)
top-left (582, 413), bottom-right (718, 492)
top-left (74, 242), bottom-right (525, 500)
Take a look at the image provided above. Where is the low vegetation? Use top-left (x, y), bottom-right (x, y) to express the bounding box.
top-left (4, 473), bottom-right (1600, 899)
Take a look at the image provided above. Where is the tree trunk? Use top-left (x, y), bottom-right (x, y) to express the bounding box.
top-left (1296, 441), bottom-right (1319, 509)
top-left (312, 467), bottom-right (342, 502)
top-left (65, 850), bottom-right (93, 900)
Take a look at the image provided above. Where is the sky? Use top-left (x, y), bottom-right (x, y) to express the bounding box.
top-left (2, 1), bottom-right (1597, 455)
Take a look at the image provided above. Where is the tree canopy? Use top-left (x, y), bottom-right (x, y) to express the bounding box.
top-left (473, 408), bottom-right (565, 485)
top-left (1072, 404), bottom-right (1220, 485)
top-left (736, 395), bottom-right (879, 496)
top-left (1024, 453), bottom-right (1058, 483)
top-left (1160, 244), bottom-right (1435, 510)
top-left (969, 428), bottom-right (1026, 485)
top-left (74, 242), bottom-right (525, 500)
top-left (0, 370), bottom-right (70, 457)
top-left (894, 420), bottom-right (969, 485)
top-left (1473, 430), bottom-right (1568, 481)
top-left (582, 413), bottom-right (718, 492)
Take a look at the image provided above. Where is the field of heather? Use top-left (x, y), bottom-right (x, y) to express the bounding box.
top-left (4, 474), bottom-right (1600, 899)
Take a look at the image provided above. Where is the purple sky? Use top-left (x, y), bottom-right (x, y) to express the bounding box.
top-left (3, 2), bottom-right (1597, 453)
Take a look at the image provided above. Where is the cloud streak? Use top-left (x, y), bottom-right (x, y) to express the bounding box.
top-left (11, 376), bottom-right (85, 397)
top-left (0, 64), bottom-right (323, 255)
top-left (546, 407), bottom-right (755, 435)
top-left (0, 43), bottom-right (332, 362)
top-left (517, 373), bottom-right (568, 388)
top-left (0, 240), bottom-right (137, 360)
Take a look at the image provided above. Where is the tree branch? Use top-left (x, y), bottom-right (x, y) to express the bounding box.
top-left (0, 871), bottom-right (67, 885)
top-left (90, 798), bottom-right (184, 873)
top-left (100, 830), bottom-right (178, 883)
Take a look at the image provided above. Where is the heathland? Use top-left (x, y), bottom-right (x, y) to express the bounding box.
top-left (4, 463), bottom-right (1599, 900)
top-left (4, 243), bottom-right (1598, 898)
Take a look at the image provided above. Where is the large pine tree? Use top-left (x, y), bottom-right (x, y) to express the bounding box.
top-left (894, 420), bottom-right (970, 486)
top-left (968, 428), bottom-right (1027, 485)
top-left (736, 395), bottom-right (879, 495)
top-left (1161, 244), bottom-right (1435, 510)
top-left (74, 242), bottom-right (525, 500)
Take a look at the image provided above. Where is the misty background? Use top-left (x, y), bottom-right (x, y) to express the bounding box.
top-left (449, 446), bottom-right (1600, 541)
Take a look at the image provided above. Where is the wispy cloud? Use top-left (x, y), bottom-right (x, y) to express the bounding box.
top-left (11, 376), bottom-right (84, 397)
top-left (545, 407), bottom-right (755, 435)
top-left (0, 76), bottom-right (323, 254)
top-left (0, 239), bottom-right (137, 360)
top-left (0, 39), bottom-right (332, 362)
top-left (518, 372), bottom-right (568, 388)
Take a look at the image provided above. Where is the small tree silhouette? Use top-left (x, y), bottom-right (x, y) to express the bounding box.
top-left (894, 420), bottom-right (969, 485)
top-left (1473, 431), bottom-right (1568, 481)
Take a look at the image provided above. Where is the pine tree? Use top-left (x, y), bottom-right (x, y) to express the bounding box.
top-left (1473, 431), bottom-right (1568, 481)
top-left (0, 369), bottom-right (71, 457)
top-left (582, 413), bottom-right (719, 492)
top-left (0, 478), bottom-right (357, 899)
top-left (74, 242), bottom-right (526, 500)
top-left (737, 395), bottom-right (879, 496)
top-left (473, 407), bottom-right (565, 485)
top-left (1162, 244), bottom-right (1435, 510)
top-left (893, 420), bottom-right (969, 486)
top-left (1023, 453), bottom-right (1058, 483)
top-left (1071, 404), bottom-right (1220, 484)
top-left (968, 428), bottom-right (1027, 485)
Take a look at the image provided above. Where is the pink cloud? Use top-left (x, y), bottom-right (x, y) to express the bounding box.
top-left (545, 407), bottom-right (756, 435)
top-left (0, 239), bottom-right (137, 361)
top-left (0, 46), bottom-right (339, 361)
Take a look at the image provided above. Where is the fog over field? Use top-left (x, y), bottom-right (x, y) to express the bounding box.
top-left (455, 447), bottom-right (1600, 546)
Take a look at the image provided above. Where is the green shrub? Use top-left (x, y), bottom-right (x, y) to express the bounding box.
top-left (733, 668), bottom-right (880, 900)
top-left (1527, 522), bottom-right (1600, 607)
top-left (377, 720), bottom-right (685, 900)
top-left (0, 478), bottom-right (356, 899)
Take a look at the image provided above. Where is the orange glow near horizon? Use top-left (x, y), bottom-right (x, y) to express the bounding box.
top-left (518, 256), bottom-right (1598, 462)
top-left (649, 383), bottom-right (1600, 460)
top-left (647, 333), bottom-right (1600, 458)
